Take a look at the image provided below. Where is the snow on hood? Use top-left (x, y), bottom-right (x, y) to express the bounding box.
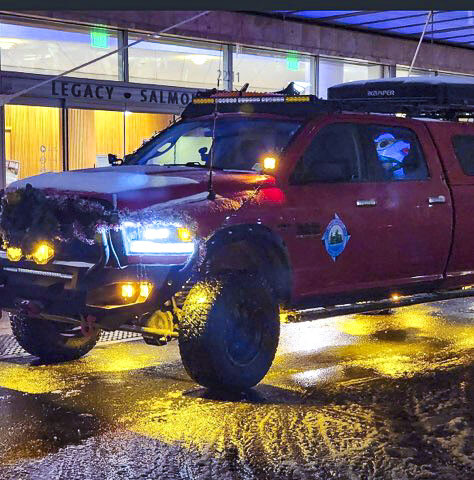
top-left (9, 168), bottom-right (198, 194)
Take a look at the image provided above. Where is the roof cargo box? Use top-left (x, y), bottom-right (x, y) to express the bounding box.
top-left (328, 76), bottom-right (474, 109)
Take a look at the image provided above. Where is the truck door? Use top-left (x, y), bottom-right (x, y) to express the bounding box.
top-left (283, 117), bottom-right (452, 300)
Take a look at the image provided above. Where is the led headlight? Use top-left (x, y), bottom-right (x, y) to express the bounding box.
top-left (121, 222), bottom-right (195, 256)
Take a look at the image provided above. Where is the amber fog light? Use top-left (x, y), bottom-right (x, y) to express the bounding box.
top-left (6, 246), bottom-right (22, 262)
top-left (32, 242), bottom-right (54, 265)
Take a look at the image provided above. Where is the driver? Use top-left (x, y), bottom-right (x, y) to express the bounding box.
top-left (374, 132), bottom-right (411, 180)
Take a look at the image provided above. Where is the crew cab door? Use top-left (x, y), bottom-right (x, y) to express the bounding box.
top-left (282, 117), bottom-right (452, 300)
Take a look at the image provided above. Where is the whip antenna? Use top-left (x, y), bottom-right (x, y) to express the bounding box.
top-left (207, 98), bottom-right (218, 201)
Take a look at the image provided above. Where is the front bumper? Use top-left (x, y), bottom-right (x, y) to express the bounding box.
top-left (0, 252), bottom-right (195, 330)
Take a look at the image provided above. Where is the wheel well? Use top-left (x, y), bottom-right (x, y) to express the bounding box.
top-left (202, 225), bottom-right (291, 304)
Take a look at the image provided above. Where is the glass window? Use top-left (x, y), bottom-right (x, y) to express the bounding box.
top-left (396, 67), bottom-right (435, 77)
top-left (290, 123), bottom-right (364, 184)
top-left (127, 117), bottom-right (301, 172)
top-left (128, 36), bottom-right (223, 89)
top-left (318, 57), bottom-right (382, 99)
top-left (452, 135), bottom-right (474, 175)
top-left (232, 47), bottom-right (312, 94)
top-left (0, 18), bottom-right (119, 80)
top-left (68, 109), bottom-right (174, 170)
top-left (360, 125), bottom-right (429, 181)
top-left (4, 104), bottom-right (63, 185)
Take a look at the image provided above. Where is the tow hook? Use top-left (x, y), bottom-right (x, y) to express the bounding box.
top-left (81, 314), bottom-right (99, 338)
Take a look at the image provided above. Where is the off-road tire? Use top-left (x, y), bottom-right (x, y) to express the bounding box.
top-left (178, 273), bottom-right (280, 391)
top-left (10, 313), bottom-right (100, 362)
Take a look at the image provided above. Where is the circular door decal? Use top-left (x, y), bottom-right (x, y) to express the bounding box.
top-left (322, 214), bottom-right (350, 261)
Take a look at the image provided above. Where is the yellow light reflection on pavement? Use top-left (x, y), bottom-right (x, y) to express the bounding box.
top-left (0, 342), bottom-right (167, 394)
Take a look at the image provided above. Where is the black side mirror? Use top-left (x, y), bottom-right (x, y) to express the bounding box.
top-left (108, 153), bottom-right (123, 166)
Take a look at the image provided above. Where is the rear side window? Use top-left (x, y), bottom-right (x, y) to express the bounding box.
top-left (360, 125), bottom-right (429, 181)
top-left (290, 123), bottom-right (364, 184)
top-left (452, 135), bottom-right (474, 175)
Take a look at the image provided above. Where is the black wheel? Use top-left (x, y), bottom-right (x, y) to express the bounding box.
top-left (178, 273), bottom-right (280, 391)
top-left (10, 313), bottom-right (100, 362)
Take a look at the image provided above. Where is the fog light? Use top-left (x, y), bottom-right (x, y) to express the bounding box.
top-left (177, 227), bottom-right (192, 242)
top-left (121, 283), bottom-right (136, 299)
top-left (32, 242), bottom-right (54, 265)
top-left (6, 246), bottom-right (22, 262)
top-left (138, 282), bottom-right (153, 301)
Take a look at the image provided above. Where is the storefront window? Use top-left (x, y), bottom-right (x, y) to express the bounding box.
top-left (4, 104), bottom-right (63, 185)
top-left (318, 57), bottom-right (383, 99)
top-left (232, 47), bottom-right (312, 94)
top-left (68, 108), bottom-right (173, 170)
top-left (0, 17), bottom-right (119, 80)
top-left (396, 67), bottom-right (435, 77)
top-left (128, 36), bottom-right (223, 89)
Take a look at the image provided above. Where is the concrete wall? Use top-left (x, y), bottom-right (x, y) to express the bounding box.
top-left (13, 10), bottom-right (474, 75)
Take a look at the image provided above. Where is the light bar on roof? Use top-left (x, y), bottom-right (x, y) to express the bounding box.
top-left (192, 95), bottom-right (311, 104)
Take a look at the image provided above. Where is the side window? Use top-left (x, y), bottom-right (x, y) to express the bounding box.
top-left (360, 125), bottom-right (429, 181)
top-left (290, 123), bottom-right (364, 184)
top-left (452, 135), bottom-right (474, 175)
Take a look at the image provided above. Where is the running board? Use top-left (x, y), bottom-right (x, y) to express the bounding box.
top-left (289, 287), bottom-right (474, 322)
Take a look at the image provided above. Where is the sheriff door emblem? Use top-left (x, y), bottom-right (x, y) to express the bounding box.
top-left (322, 214), bottom-right (350, 261)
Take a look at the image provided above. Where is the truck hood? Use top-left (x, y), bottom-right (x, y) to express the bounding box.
top-left (8, 165), bottom-right (274, 211)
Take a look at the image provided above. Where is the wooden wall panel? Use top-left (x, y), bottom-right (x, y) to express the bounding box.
top-left (5, 105), bottom-right (62, 180)
top-left (94, 110), bottom-right (124, 158)
top-left (68, 109), bottom-right (96, 170)
top-left (125, 113), bottom-right (173, 154)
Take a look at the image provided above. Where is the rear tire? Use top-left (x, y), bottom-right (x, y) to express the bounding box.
top-left (178, 273), bottom-right (280, 391)
top-left (10, 313), bottom-right (100, 362)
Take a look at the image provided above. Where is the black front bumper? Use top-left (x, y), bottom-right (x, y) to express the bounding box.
top-left (0, 253), bottom-right (194, 330)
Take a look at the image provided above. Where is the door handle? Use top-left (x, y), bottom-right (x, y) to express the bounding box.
top-left (428, 195), bottom-right (446, 204)
top-left (356, 199), bottom-right (377, 207)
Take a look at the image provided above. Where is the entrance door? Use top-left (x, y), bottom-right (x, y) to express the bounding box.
top-left (283, 118), bottom-right (452, 300)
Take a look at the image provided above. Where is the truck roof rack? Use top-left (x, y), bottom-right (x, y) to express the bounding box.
top-left (182, 77), bottom-right (474, 121)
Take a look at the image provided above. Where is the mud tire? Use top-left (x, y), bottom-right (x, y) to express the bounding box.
top-left (178, 273), bottom-right (280, 391)
top-left (10, 313), bottom-right (100, 362)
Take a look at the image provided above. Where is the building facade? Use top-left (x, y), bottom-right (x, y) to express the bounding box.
top-left (0, 11), bottom-right (473, 188)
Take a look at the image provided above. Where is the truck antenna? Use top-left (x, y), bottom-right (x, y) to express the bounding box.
top-left (207, 98), bottom-right (218, 201)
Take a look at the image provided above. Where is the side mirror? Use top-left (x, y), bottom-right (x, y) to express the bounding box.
top-left (108, 153), bottom-right (123, 166)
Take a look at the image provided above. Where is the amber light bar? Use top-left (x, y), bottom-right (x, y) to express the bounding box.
top-left (193, 96), bottom-right (311, 105)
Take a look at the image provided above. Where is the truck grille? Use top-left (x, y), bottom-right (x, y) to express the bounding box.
top-left (55, 239), bottom-right (102, 263)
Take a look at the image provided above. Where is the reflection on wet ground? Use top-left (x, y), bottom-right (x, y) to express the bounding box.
top-left (0, 299), bottom-right (472, 479)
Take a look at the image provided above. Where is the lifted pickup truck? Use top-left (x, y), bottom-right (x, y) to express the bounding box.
top-left (2, 76), bottom-right (474, 391)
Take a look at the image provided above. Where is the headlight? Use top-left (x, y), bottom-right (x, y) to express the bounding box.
top-left (121, 222), bottom-right (195, 256)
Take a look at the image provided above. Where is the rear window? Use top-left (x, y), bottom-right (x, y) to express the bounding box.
top-left (452, 135), bottom-right (474, 176)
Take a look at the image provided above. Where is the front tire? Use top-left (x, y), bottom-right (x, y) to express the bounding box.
top-left (10, 313), bottom-right (100, 362)
top-left (178, 273), bottom-right (280, 391)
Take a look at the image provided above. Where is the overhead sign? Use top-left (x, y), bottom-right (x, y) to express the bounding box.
top-left (0, 72), bottom-right (198, 114)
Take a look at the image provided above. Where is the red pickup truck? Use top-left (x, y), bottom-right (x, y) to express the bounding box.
top-left (1, 77), bottom-right (474, 391)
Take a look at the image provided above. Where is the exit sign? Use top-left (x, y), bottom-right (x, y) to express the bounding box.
top-left (286, 53), bottom-right (299, 71)
top-left (90, 28), bottom-right (109, 49)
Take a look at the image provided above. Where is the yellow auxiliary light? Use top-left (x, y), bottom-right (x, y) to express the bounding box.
top-left (263, 156), bottom-right (277, 170)
top-left (121, 283), bottom-right (136, 299)
top-left (6, 246), bottom-right (22, 262)
top-left (32, 242), bottom-right (54, 265)
top-left (120, 282), bottom-right (153, 303)
top-left (177, 227), bottom-right (192, 242)
top-left (138, 282), bottom-right (153, 302)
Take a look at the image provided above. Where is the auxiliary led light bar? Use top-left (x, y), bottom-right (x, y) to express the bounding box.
top-left (193, 95), bottom-right (311, 105)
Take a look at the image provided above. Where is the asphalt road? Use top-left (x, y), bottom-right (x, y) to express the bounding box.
top-left (0, 299), bottom-right (472, 480)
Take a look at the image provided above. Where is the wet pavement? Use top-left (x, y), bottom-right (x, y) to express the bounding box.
top-left (0, 299), bottom-right (472, 479)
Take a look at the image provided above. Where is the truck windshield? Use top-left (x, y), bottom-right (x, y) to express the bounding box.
top-left (126, 117), bottom-right (302, 171)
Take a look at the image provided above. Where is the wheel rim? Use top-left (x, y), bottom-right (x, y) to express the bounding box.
top-left (226, 300), bottom-right (265, 366)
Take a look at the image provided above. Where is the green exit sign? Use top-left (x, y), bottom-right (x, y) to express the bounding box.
top-left (286, 53), bottom-right (299, 71)
top-left (90, 28), bottom-right (109, 49)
